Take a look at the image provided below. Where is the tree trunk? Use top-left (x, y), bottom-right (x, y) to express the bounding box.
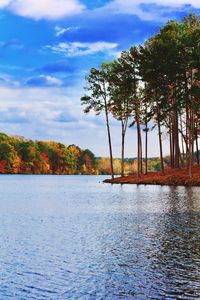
top-left (158, 116), bottom-right (165, 175)
top-left (196, 129), bottom-right (199, 165)
top-left (105, 104), bottom-right (114, 179)
top-left (174, 110), bottom-right (180, 169)
top-left (188, 71), bottom-right (195, 178)
top-left (185, 74), bottom-right (190, 170)
top-left (188, 108), bottom-right (193, 178)
top-left (145, 127), bottom-right (148, 175)
top-left (186, 104), bottom-right (190, 168)
top-left (188, 119), bottom-right (192, 178)
top-left (140, 131), bottom-right (143, 174)
top-left (171, 113), bottom-right (175, 169)
top-left (136, 112), bottom-right (142, 178)
top-left (169, 115), bottom-right (174, 168)
top-left (179, 144), bottom-right (184, 167)
top-left (191, 111), bottom-right (194, 167)
top-left (180, 116), bottom-right (185, 167)
top-left (121, 122), bottom-right (125, 177)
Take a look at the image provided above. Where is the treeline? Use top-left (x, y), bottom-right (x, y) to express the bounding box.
top-left (97, 156), bottom-right (171, 175)
top-left (0, 133), bottom-right (97, 174)
top-left (1, 132), bottom-right (198, 175)
top-left (81, 14), bottom-right (200, 178)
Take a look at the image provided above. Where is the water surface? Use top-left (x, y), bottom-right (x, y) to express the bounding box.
top-left (0, 175), bottom-right (200, 299)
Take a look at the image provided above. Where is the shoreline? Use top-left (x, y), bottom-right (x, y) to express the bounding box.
top-left (104, 166), bottom-right (200, 186)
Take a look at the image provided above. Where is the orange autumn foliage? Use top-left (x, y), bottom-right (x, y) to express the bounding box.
top-left (104, 166), bottom-right (200, 186)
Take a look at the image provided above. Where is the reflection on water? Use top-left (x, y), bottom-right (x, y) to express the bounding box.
top-left (0, 175), bottom-right (200, 299)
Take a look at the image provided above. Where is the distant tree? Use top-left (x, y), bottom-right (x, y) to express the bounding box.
top-left (0, 142), bottom-right (17, 173)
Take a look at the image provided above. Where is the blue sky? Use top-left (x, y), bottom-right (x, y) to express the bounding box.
top-left (0, 0), bottom-right (199, 157)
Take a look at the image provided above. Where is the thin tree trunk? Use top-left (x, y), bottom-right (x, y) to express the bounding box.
top-left (145, 126), bottom-right (148, 175)
top-left (169, 128), bottom-right (172, 168)
top-left (186, 107), bottom-right (189, 168)
top-left (188, 109), bottom-right (193, 178)
top-left (121, 121), bottom-right (125, 177)
top-left (179, 144), bottom-right (184, 167)
top-left (185, 75), bottom-right (190, 169)
top-left (186, 104), bottom-right (190, 168)
top-left (136, 112), bottom-right (141, 178)
top-left (174, 110), bottom-right (180, 169)
top-left (173, 83), bottom-right (180, 169)
top-left (191, 111), bottom-right (194, 167)
top-left (196, 128), bottom-right (199, 165)
top-left (188, 71), bottom-right (195, 178)
top-left (158, 116), bottom-right (165, 175)
top-left (172, 113), bottom-right (175, 169)
top-left (180, 115), bottom-right (185, 166)
top-left (105, 104), bottom-right (114, 179)
top-left (137, 125), bottom-right (140, 178)
top-left (169, 115), bottom-right (174, 168)
top-left (188, 107), bottom-right (195, 178)
top-left (140, 130), bottom-right (143, 174)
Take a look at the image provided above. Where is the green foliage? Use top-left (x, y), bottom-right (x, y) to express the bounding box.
top-left (81, 14), bottom-right (200, 176)
top-left (81, 64), bottom-right (111, 115)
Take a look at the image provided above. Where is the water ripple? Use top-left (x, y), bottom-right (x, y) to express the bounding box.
top-left (0, 176), bottom-right (200, 299)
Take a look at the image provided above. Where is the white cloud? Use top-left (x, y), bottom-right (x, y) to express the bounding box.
top-left (152, 0), bottom-right (200, 7)
top-left (55, 26), bottom-right (68, 37)
top-left (104, 0), bottom-right (200, 20)
top-left (44, 75), bottom-right (63, 86)
top-left (45, 41), bottom-right (118, 57)
top-left (55, 26), bottom-right (79, 37)
top-left (0, 73), bottom-right (20, 86)
top-left (0, 0), bottom-right (10, 8)
top-left (1, 0), bottom-right (199, 21)
top-left (0, 82), bottom-right (170, 157)
top-left (25, 75), bottom-right (63, 87)
top-left (0, 0), bottom-right (85, 20)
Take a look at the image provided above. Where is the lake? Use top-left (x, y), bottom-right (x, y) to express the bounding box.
top-left (0, 175), bottom-right (200, 299)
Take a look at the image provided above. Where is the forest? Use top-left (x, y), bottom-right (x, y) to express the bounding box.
top-left (0, 133), bottom-right (97, 174)
top-left (81, 14), bottom-right (200, 180)
top-left (0, 132), bottom-right (169, 175)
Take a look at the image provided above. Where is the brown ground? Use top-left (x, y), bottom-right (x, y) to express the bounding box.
top-left (104, 165), bottom-right (200, 186)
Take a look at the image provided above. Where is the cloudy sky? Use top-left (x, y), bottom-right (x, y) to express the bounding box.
top-left (0, 0), bottom-right (199, 157)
